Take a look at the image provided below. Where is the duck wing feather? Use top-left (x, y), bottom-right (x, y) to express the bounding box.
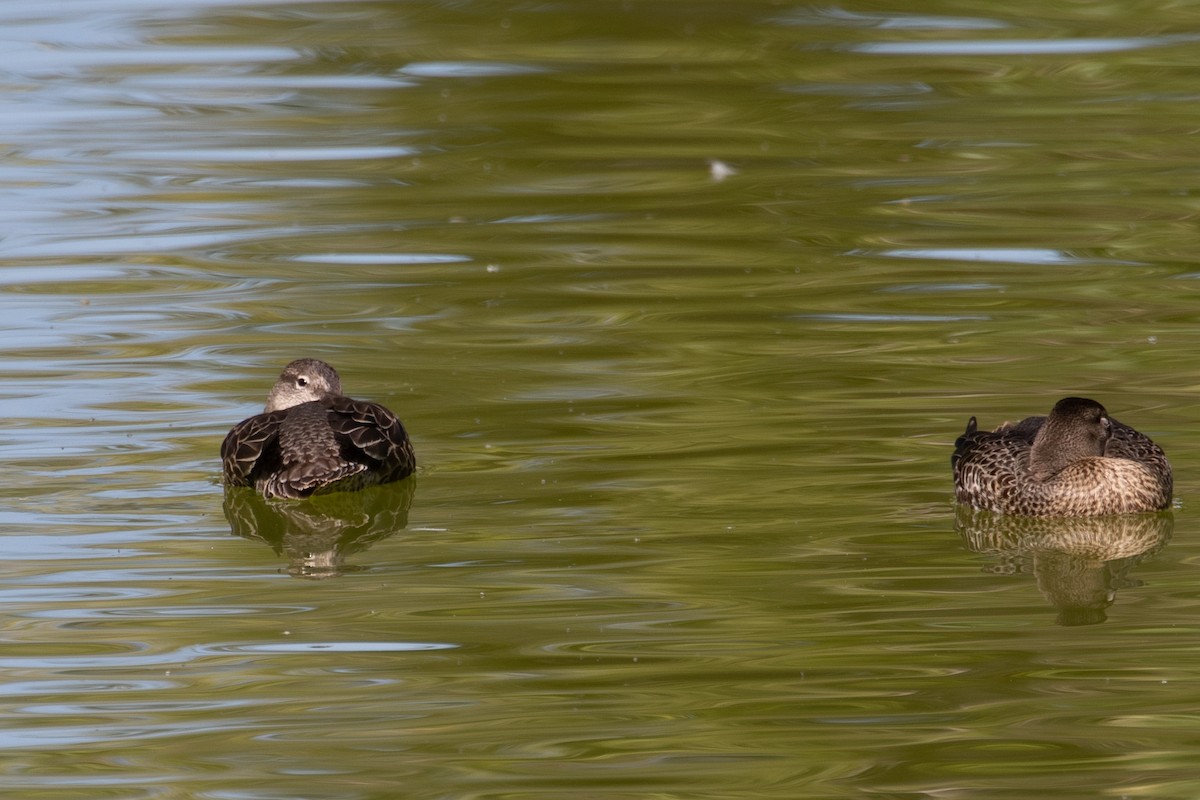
top-left (221, 410), bottom-right (289, 487)
top-left (326, 396), bottom-right (416, 483)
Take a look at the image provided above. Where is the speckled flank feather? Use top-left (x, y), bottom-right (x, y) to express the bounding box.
top-left (951, 397), bottom-right (1172, 517)
top-left (222, 359), bottom-right (416, 500)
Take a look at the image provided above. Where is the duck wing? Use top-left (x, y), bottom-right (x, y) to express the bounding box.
top-left (327, 396), bottom-right (416, 483)
top-left (221, 410), bottom-right (289, 487)
top-left (952, 414), bottom-right (1043, 510)
top-left (952, 412), bottom-right (1046, 471)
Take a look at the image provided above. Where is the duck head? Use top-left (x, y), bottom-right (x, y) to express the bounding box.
top-left (264, 358), bottom-right (343, 412)
top-left (1029, 396), bottom-right (1111, 480)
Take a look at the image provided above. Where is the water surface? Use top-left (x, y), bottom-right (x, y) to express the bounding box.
top-left (3, 1), bottom-right (1200, 798)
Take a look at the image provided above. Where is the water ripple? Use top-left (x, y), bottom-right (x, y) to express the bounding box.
top-left (855, 35), bottom-right (1200, 56)
top-left (204, 641), bottom-right (457, 654)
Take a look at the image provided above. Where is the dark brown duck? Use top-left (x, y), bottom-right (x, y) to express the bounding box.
top-left (952, 397), bottom-right (1172, 517)
top-left (222, 358), bottom-right (416, 500)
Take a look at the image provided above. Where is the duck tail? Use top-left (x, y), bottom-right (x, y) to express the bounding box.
top-left (951, 416), bottom-right (979, 469)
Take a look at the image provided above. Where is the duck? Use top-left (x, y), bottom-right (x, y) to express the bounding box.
top-left (951, 396), bottom-right (1172, 517)
top-left (222, 358), bottom-right (416, 500)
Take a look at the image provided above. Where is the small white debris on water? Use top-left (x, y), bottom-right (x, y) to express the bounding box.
top-left (708, 159), bottom-right (737, 181)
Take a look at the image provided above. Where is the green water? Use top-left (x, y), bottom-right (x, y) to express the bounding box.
top-left (3, 1), bottom-right (1200, 798)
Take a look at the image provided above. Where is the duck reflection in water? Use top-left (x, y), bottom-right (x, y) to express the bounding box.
top-left (956, 507), bottom-right (1172, 626)
top-left (225, 479), bottom-right (417, 579)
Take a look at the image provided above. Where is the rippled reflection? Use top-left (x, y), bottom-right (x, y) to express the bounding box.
top-left (224, 479), bottom-right (417, 578)
top-left (957, 507), bottom-right (1173, 626)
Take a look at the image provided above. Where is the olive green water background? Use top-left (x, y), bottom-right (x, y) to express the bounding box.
top-left (5, 1), bottom-right (1200, 798)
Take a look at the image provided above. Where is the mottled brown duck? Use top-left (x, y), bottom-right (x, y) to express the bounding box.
top-left (951, 396), bottom-right (1171, 517)
top-left (222, 358), bottom-right (415, 500)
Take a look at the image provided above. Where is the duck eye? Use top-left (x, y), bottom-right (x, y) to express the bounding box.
top-left (296, 376), bottom-right (309, 387)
